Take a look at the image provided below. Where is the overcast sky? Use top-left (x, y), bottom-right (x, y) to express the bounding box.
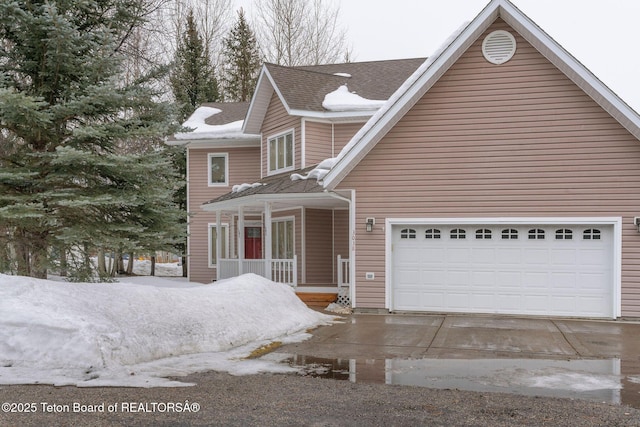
top-left (234, 0), bottom-right (640, 112)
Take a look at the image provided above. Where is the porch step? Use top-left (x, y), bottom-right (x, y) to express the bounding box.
top-left (296, 292), bottom-right (337, 307)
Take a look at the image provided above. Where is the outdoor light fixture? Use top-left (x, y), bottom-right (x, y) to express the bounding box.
top-left (365, 217), bottom-right (375, 232)
top-left (635, 217), bottom-right (640, 232)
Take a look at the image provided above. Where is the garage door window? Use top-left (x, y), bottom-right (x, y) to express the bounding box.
top-left (555, 229), bottom-right (573, 240)
top-left (425, 229), bottom-right (441, 239)
top-left (451, 229), bottom-right (466, 239)
top-left (501, 228), bottom-right (518, 239)
top-left (528, 229), bottom-right (545, 240)
top-left (475, 229), bottom-right (492, 239)
top-left (584, 229), bottom-right (601, 240)
top-left (400, 228), bottom-right (416, 239)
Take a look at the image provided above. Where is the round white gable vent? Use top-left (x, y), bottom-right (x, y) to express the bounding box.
top-left (482, 30), bottom-right (516, 64)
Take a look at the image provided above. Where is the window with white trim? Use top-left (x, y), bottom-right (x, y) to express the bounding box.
top-left (501, 228), bottom-right (518, 239)
top-left (583, 229), bottom-right (602, 240)
top-left (528, 229), bottom-right (545, 240)
top-left (425, 229), bottom-right (441, 239)
top-left (400, 228), bottom-right (416, 239)
top-left (555, 229), bottom-right (573, 240)
top-left (451, 229), bottom-right (466, 239)
top-left (208, 153), bottom-right (228, 186)
top-left (268, 131), bottom-right (294, 173)
top-left (272, 219), bottom-right (294, 259)
top-left (208, 224), bottom-right (228, 267)
top-left (475, 228), bottom-right (492, 239)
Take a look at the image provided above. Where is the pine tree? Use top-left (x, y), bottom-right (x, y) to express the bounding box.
top-left (0, 0), bottom-right (184, 279)
top-left (222, 8), bottom-right (262, 102)
top-left (170, 9), bottom-right (220, 121)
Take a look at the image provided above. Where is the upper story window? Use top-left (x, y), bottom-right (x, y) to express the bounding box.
top-left (208, 153), bottom-right (228, 186)
top-left (268, 130), bottom-right (294, 174)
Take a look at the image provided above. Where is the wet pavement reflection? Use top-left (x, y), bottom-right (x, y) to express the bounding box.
top-left (284, 354), bottom-right (640, 408)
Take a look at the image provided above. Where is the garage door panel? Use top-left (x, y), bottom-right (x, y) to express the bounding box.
top-left (392, 223), bottom-right (614, 318)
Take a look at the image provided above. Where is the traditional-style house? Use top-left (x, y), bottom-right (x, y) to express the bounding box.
top-left (169, 0), bottom-right (640, 319)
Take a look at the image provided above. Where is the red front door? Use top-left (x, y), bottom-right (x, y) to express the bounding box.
top-left (244, 227), bottom-right (262, 259)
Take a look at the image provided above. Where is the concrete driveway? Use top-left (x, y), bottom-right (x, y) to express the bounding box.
top-left (274, 313), bottom-right (640, 407)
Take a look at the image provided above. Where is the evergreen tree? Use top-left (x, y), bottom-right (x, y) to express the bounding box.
top-left (222, 8), bottom-right (262, 102)
top-left (170, 9), bottom-right (220, 121)
top-left (0, 0), bottom-right (184, 279)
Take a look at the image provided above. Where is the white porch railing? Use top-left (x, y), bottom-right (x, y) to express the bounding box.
top-left (337, 255), bottom-right (350, 288)
top-left (218, 256), bottom-right (298, 286)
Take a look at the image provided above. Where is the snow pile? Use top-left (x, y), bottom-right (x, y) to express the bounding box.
top-left (322, 85), bottom-right (386, 112)
top-left (232, 182), bottom-right (264, 193)
top-left (173, 106), bottom-right (248, 141)
top-left (291, 157), bottom-right (338, 181)
top-left (0, 273), bottom-right (334, 387)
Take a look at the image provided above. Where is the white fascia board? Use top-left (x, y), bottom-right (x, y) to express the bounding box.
top-left (201, 191), bottom-right (339, 212)
top-left (289, 109), bottom-right (377, 120)
top-left (167, 138), bottom-right (260, 149)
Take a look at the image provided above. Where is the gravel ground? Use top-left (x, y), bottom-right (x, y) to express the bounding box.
top-left (1, 371), bottom-right (639, 427)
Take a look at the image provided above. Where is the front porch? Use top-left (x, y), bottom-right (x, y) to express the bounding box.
top-left (202, 174), bottom-right (354, 306)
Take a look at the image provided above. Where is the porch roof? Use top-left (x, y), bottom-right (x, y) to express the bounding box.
top-left (201, 168), bottom-right (349, 212)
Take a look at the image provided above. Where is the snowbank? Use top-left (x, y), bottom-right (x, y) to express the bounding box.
top-left (0, 273), bottom-right (334, 387)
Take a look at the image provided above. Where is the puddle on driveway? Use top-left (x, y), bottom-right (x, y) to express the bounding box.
top-left (282, 355), bottom-right (640, 409)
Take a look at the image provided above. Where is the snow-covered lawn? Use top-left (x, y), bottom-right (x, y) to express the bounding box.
top-left (0, 273), bottom-right (335, 387)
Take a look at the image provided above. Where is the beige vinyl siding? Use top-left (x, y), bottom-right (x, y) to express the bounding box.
top-left (304, 209), bottom-right (334, 284)
top-left (188, 146), bottom-right (260, 283)
top-left (333, 122), bottom-right (365, 155)
top-left (262, 92), bottom-right (301, 176)
top-left (337, 20), bottom-right (640, 316)
top-left (333, 209), bottom-right (350, 284)
top-left (304, 120), bottom-right (332, 166)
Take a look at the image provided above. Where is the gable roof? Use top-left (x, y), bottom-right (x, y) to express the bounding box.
top-left (322, 0), bottom-right (640, 190)
top-left (243, 58), bottom-right (425, 133)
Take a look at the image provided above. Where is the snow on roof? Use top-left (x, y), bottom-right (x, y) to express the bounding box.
top-left (232, 182), bottom-right (264, 193)
top-left (174, 106), bottom-right (249, 141)
top-left (291, 158), bottom-right (337, 181)
top-left (333, 72), bottom-right (352, 78)
top-left (0, 273), bottom-right (334, 387)
top-left (322, 85), bottom-right (386, 112)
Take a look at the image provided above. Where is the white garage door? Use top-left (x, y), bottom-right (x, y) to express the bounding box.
top-left (391, 223), bottom-right (614, 318)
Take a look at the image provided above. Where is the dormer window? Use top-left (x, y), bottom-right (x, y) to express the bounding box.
top-left (268, 130), bottom-right (294, 174)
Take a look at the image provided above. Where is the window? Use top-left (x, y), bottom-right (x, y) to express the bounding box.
top-left (208, 153), bottom-right (228, 186)
top-left (425, 229), bottom-right (441, 239)
top-left (555, 229), bottom-right (573, 240)
top-left (501, 229), bottom-right (518, 239)
top-left (584, 229), bottom-right (602, 240)
top-left (475, 229), bottom-right (492, 239)
top-left (268, 131), bottom-right (294, 173)
top-left (208, 224), bottom-right (228, 267)
top-left (272, 219), bottom-right (294, 259)
top-left (400, 228), bottom-right (416, 239)
top-left (450, 229), bottom-right (466, 239)
top-left (528, 229), bottom-right (545, 240)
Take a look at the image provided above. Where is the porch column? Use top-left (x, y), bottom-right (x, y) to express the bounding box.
top-left (215, 210), bottom-right (221, 281)
top-left (237, 205), bottom-right (244, 275)
top-left (264, 202), bottom-right (272, 281)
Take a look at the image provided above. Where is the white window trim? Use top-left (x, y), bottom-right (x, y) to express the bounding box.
top-left (384, 217), bottom-right (622, 318)
top-left (208, 223), bottom-right (229, 268)
top-left (271, 216), bottom-right (295, 259)
top-left (208, 153), bottom-right (229, 187)
top-left (267, 128), bottom-right (295, 176)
